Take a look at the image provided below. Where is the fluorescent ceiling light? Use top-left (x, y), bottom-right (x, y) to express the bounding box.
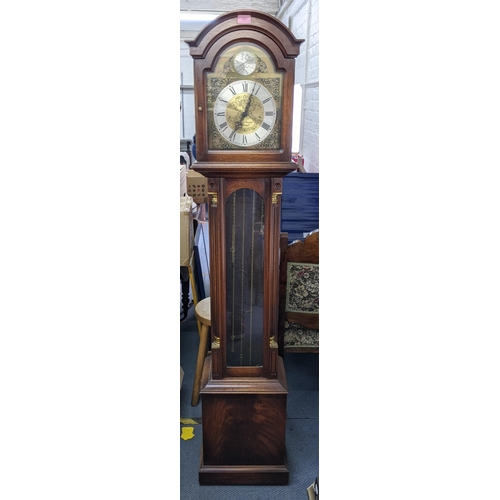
top-left (180, 12), bottom-right (220, 22)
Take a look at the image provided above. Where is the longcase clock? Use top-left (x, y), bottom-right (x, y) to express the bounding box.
top-left (187, 10), bottom-right (303, 486)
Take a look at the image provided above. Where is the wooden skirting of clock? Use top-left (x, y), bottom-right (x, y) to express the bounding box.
top-left (187, 10), bottom-right (304, 485)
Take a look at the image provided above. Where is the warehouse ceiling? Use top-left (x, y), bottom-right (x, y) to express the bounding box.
top-left (180, 0), bottom-right (280, 16)
top-left (180, 0), bottom-right (282, 33)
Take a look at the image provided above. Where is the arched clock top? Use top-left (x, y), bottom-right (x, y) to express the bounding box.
top-left (195, 34), bottom-right (295, 74)
top-left (186, 10), bottom-right (304, 61)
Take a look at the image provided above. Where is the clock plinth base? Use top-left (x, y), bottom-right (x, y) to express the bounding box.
top-left (198, 355), bottom-right (289, 485)
top-left (199, 451), bottom-right (289, 485)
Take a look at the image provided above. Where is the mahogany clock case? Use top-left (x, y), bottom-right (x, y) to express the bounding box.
top-left (187, 10), bottom-right (304, 486)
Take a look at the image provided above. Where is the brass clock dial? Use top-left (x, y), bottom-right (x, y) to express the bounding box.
top-left (205, 43), bottom-right (283, 151)
top-left (213, 79), bottom-right (277, 147)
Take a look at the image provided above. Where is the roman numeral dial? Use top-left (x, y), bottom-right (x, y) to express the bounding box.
top-left (213, 79), bottom-right (277, 148)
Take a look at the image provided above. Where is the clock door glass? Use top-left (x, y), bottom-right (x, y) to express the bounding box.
top-left (206, 43), bottom-right (283, 150)
top-left (225, 188), bottom-right (264, 367)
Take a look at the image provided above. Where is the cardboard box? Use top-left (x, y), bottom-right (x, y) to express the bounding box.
top-left (307, 477), bottom-right (319, 499)
top-left (186, 169), bottom-right (208, 204)
top-left (180, 196), bottom-right (194, 266)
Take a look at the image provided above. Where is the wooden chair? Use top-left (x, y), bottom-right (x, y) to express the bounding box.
top-left (278, 230), bottom-right (319, 357)
top-left (191, 297), bottom-right (211, 406)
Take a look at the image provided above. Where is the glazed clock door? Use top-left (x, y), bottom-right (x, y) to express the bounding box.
top-left (206, 43), bottom-right (284, 152)
top-left (225, 187), bottom-right (265, 369)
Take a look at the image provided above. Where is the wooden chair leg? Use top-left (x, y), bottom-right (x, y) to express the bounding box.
top-left (191, 323), bottom-right (209, 406)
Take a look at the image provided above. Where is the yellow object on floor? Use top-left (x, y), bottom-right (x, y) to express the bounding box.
top-left (180, 427), bottom-right (195, 441)
top-left (180, 418), bottom-right (198, 425)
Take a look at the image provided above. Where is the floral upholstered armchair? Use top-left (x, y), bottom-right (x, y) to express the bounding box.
top-left (278, 229), bottom-right (319, 357)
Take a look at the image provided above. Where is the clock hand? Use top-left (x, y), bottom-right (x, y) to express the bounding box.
top-left (235, 94), bottom-right (254, 133)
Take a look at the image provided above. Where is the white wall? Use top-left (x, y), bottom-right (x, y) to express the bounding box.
top-left (180, 39), bottom-right (196, 144)
top-left (180, 0), bottom-right (319, 172)
top-left (277, 0), bottom-right (319, 173)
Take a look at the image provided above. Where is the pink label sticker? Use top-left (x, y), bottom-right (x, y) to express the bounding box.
top-left (237, 15), bottom-right (251, 24)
